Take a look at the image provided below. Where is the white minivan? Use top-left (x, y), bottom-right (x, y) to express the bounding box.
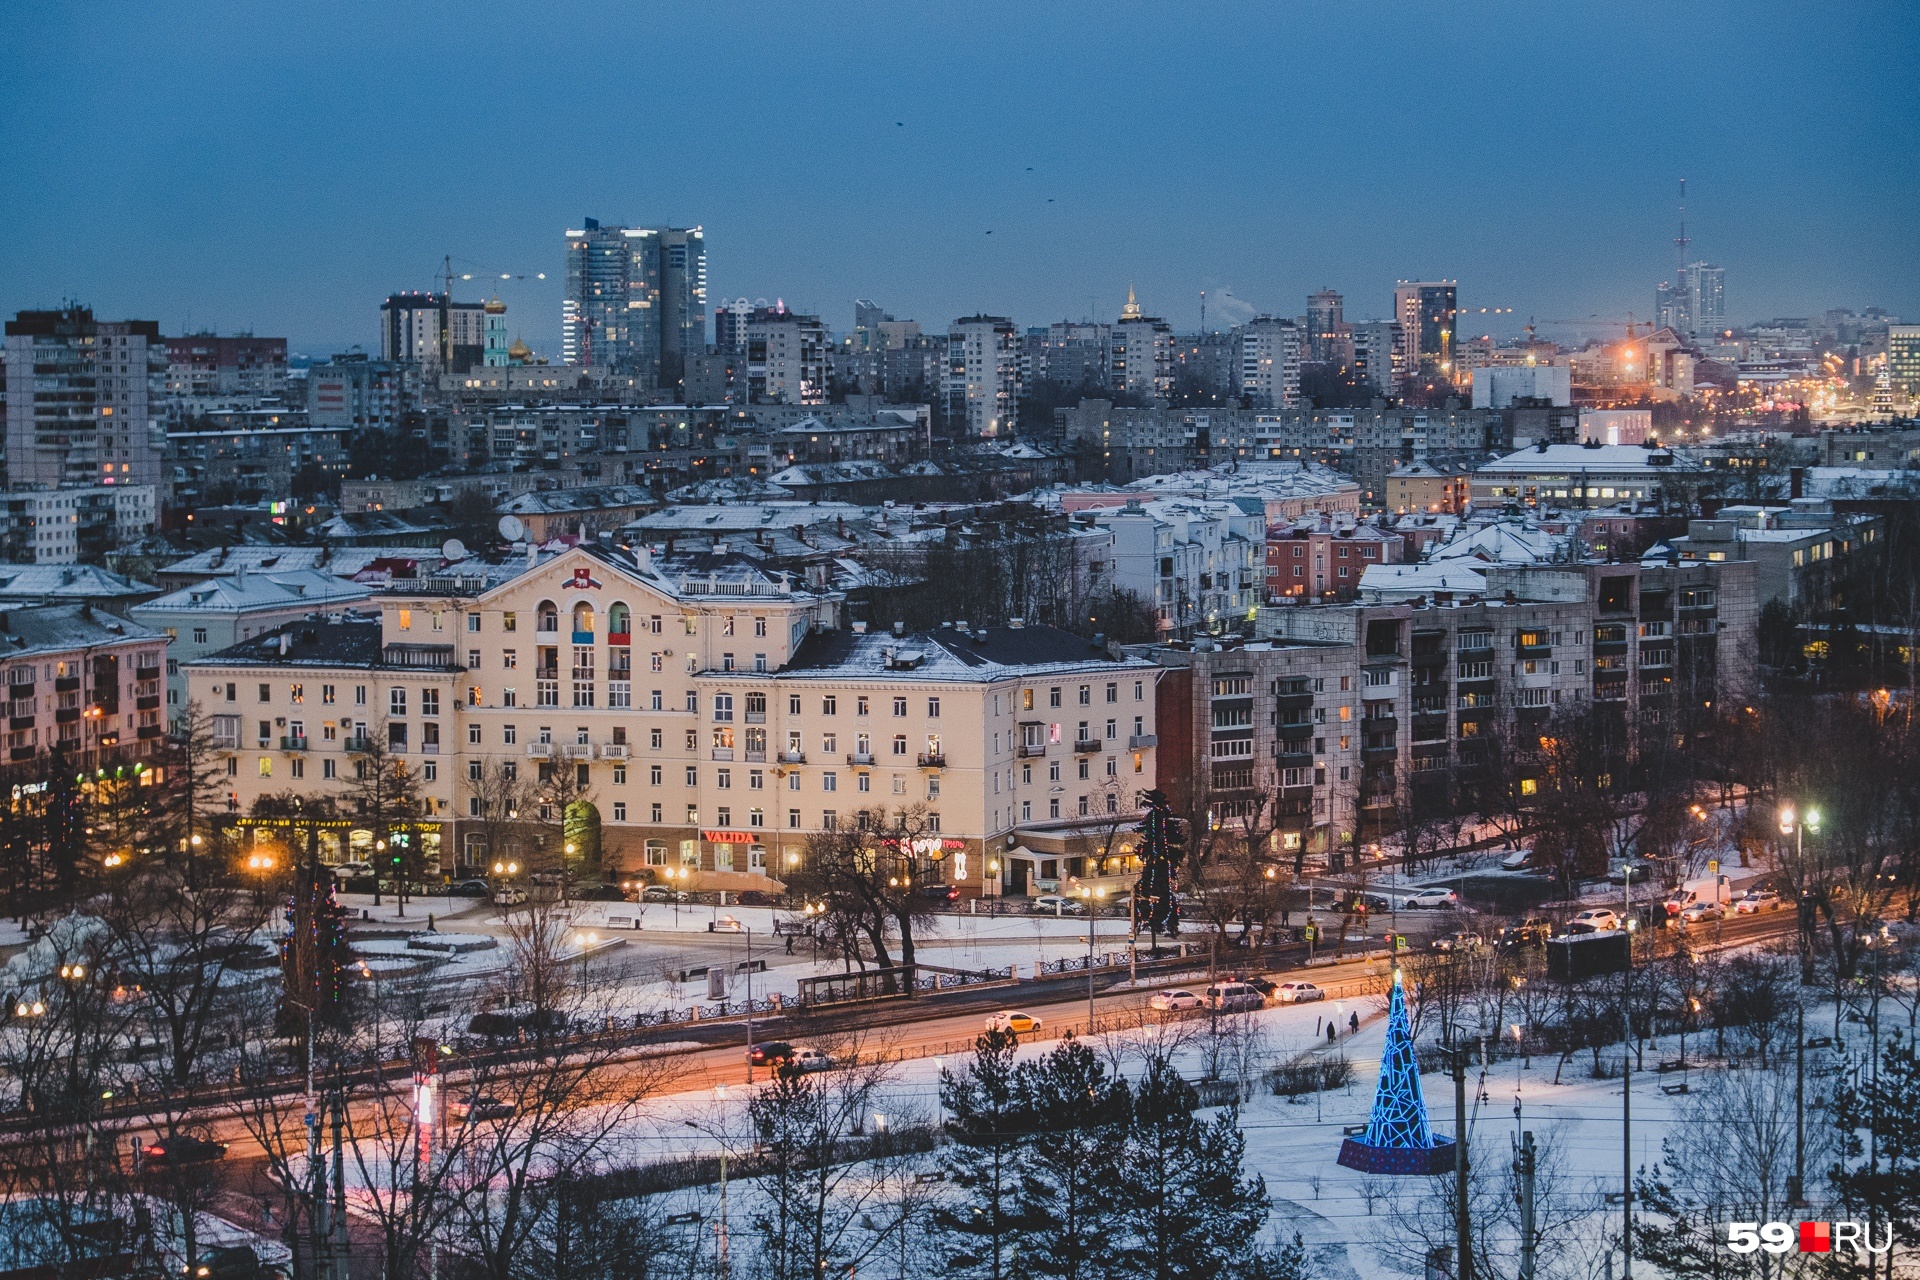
top-left (1204, 981), bottom-right (1264, 1012)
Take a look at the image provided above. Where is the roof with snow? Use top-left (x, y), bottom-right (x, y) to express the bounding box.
top-left (783, 622), bottom-right (1150, 682)
top-left (0, 563), bottom-right (155, 603)
top-left (0, 603), bottom-right (163, 657)
top-left (131, 569), bottom-right (374, 617)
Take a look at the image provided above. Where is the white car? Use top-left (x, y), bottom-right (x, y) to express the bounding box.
top-left (1029, 894), bottom-right (1087, 916)
top-left (332, 861), bottom-right (374, 881)
top-left (1148, 988), bottom-right (1203, 1012)
top-left (493, 886), bottom-right (529, 906)
top-left (791, 1046), bottom-right (833, 1073)
top-left (1678, 901), bottom-right (1723, 926)
top-left (1568, 908), bottom-right (1621, 933)
top-left (1403, 887), bottom-right (1458, 909)
top-left (1274, 981), bottom-right (1325, 1004)
top-left (1734, 890), bottom-right (1784, 915)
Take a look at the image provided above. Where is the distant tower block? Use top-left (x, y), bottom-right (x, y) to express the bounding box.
top-left (1337, 970), bottom-right (1456, 1175)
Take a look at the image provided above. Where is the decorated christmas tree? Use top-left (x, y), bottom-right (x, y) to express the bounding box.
top-left (1337, 969), bottom-right (1456, 1175)
top-left (1132, 788), bottom-right (1181, 942)
top-left (280, 856), bottom-right (352, 1036)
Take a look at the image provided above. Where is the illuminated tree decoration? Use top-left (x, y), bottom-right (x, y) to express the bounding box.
top-left (1132, 788), bottom-right (1181, 938)
top-left (280, 857), bottom-right (351, 1033)
top-left (1337, 970), bottom-right (1456, 1175)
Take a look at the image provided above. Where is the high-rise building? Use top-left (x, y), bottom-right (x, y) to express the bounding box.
top-left (1307, 288), bottom-right (1348, 363)
top-left (379, 293), bottom-right (485, 374)
top-left (562, 218), bottom-right (705, 392)
top-left (1235, 316), bottom-right (1303, 409)
top-left (1113, 289), bottom-right (1174, 399)
top-left (1887, 326), bottom-right (1920, 401)
top-left (1393, 281), bottom-right (1458, 379)
top-left (1349, 321), bottom-right (1401, 397)
top-left (947, 316), bottom-right (1021, 437)
top-left (4, 307), bottom-right (167, 493)
top-left (1655, 262), bottom-right (1726, 340)
top-left (745, 307), bottom-right (828, 405)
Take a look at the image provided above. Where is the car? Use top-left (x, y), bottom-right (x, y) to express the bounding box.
top-left (1734, 890), bottom-right (1784, 915)
top-left (1678, 901), bottom-right (1723, 926)
top-left (747, 1041), bottom-right (797, 1066)
top-left (642, 885), bottom-right (690, 903)
top-left (1431, 931), bottom-right (1485, 953)
top-left (918, 882), bottom-right (960, 902)
top-left (1403, 887), bottom-right (1459, 910)
top-left (985, 1010), bottom-right (1042, 1034)
top-left (1500, 918), bottom-right (1553, 948)
top-left (450, 1094), bottom-right (514, 1122)
top-left (446, 878), bottom-right (491, 897)
top-left (331, 861), bottom-right (374, 881)
top-left (185, 1245), bottom-right (266, 1280)
top-left (1568, 908), bottom-right (1622, 934)
top-left (572, 883), bottom-right (627, 901)
top-left (1499, 849), bottom-right (1535, 872)
top-left (1243, 975), bottom-right (1280, 998)
top-left (791, 1046), bottom-right (833, 1073)
top-left (708, 915), bottom-right (745, 933)
top-left (1274, 981), bottom-right (1326, 1004)
top-left (1148, 988), bottom-right (1204, 1012)
top-left (493, 887), bottom-right (529, 906)
top-left (1204, 982), bottom-right (1264, 1012)
top-left (1607, 862), bottom-right (1656, 886)
top-left (1029, 894), bottom-right (1086, 915)
top-left (141, 1135), bottom-right (228, 1168)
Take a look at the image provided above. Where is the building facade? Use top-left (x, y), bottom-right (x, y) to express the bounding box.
top-left (1394, 281), bottom-right (1458, 381)
top-left (1, 604), bottom-right (167, 766)
top-left (184, 546), bottom-right (1160, 895)
top-left (947, 317), bottom-right (1021, 438)
top-left (4, 308), bottom-right (168, 493)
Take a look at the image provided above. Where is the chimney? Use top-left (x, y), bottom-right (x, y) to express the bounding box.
top-left (891, 620), bottom-right (905, 637)
top-left (279, 632), bottom-right (290, 656)
top-left (1790, 467), bottom-right (1806, 500)
top-left (1007, 616), bottom-right (1025, 629)
top-left (851, 620), bottom-right (868, 635)
top-left (527, 542), bottom-right (538, 568)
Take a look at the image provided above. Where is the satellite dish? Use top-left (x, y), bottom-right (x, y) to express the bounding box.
top-left (498, 515), bottom-right (527, 542)
top-left (441, 538), bottom-right (467, 561)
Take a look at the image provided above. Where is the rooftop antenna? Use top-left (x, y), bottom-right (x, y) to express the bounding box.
top-left (1673, 178), bottom-right (1691, 272)
top-left (1199, 290), bottom-right (1206, 333)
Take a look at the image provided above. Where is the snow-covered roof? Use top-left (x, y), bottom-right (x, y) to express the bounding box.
top-left (1357, 562), bottom-right (1489, 602)
top-left (0, 563), bottom-right (154, 602)
top-left (131, 569), bottom-right (374, 617)
top-left (0, 603), bottom-right (163, 656)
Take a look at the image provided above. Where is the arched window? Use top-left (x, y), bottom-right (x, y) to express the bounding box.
top-left (571, 601), bottom-right (595, 639)
top-left (536, 601), bottom-right (558, 633)
top-left (608, 602), bottom-right (631, 639)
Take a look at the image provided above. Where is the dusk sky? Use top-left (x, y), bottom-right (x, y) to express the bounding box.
top-left (4, 2), bottom-right (1916, 357)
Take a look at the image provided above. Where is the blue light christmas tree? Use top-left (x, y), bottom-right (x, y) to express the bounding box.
top-left (1337, 969), bottom-right (1455, 1175)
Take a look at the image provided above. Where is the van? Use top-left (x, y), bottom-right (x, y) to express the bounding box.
top-left (1663, 875), bottom-right (1733, 918)
top-left (1204, 981), bottom-right (1264, 1012)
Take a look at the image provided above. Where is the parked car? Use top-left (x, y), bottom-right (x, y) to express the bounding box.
top-left (708, 915), bottom-right (745, 933)
top-left (1029, 894), bottom-right (1086, 916)
top-left (1148, 988), bottom-right (1204, 1012)
top-left (642, 885), bottom-right (690, 903)
top-left (1403, 887), bottom-right (1459, 910)
top-left (985, 1010), bottom-right (1042, 1034)
top-left (1431, 931), bottom-right (1485, 953)
top-left (918, 882), bottom-right (960, 902)
top-left (1734, 890), bottom-right (1785, 915)
top-left (493, 887), bottom-right (529, 906)
top-left (467, 1006), bottom-right (564, 1038)
top-left (186, 1245), bottom-right (268, 1280)
top-left (1204, 981), bottom-right (1264, 1012)
top-left (141, 1135), bottom-right (228, 1168)
top-left (1274, 981), bottom-right (1326, 1004)
top-left (747, 1041), bottom-right (797, 1066)
top-left (331, 861), bottom-right (374, 882)
top-left (1567, 909), bottom-right (1622, 934)
top-left (1499, 918), bottom-right (1553, 948)
top-left (1678, 901), bottom-right (1723, 926)
top-left (791, 1046), bottom-right (834, 1073)
top-left (450, 1094), bottom-right (514, 1122)
top-left (1499, 849), bottom-right (1535, 871)
top-left (1242, 976), bottom-right (1280, 999)
top-left (1606, 862), bottom-right (1657, 886)
top-left (446, 879), bottom-right (491, 898)
top-left (573, 883), bottom-right (627, 901)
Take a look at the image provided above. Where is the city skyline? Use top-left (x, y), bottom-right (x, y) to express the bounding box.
top-left (3, 2), bottom-right (1916, 355)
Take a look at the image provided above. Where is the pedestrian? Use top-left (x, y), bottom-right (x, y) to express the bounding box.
top-left (1349, 1010), bottom-right (1359, 1035)
top-left (1328, 1023), bottom-right (1336, 1044)
top-left (785, 932), bottom-right (794, 955)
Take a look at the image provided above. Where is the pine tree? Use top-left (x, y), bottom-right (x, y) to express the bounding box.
top-left (1012, 1036), bottom-right (1131, 1280)
top-left (1830, 1030), bottom-right (1920, 1260)
top-left (939, 1028), bottom-right (1031, 1280)
top-left (1112, 1059), bottom-right (1269, 1280)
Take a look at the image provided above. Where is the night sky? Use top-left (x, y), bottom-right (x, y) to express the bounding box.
top-left (3, 2), bottom-right (1915, 356)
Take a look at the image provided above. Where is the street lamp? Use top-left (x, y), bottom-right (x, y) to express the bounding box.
top-left (1779, 804), bottom-right (1820, 982)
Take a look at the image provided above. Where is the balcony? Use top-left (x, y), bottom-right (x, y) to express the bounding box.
top-left (1361, 713), bottom-right (1398, 731)
top-left (280, 736), bottom-right (307, 751)
top-left (10, 746), bottom-right (35, 762)
top-left (420, 741), bottom-right (440, 755)
top-left (534, 667), bottom-right (560, 682)
top-left (1127, 733), bottom-right (1158, 750)
top-left (744, 750), bottom-right (767, 763)
top-left (1518, 643), bottom-right (1551, 659)
top-left (382, 644), bottom-right (461, 670)
top-left (744, 710), bottom-right (766, 724)
top-left (917, 751), bottom-right (946, 769)
top-left (8, 715), bottom-right (32, 732)
top-left (1276, 748), bottom-right (1313, 769)
top-left (343, 735), bottom-right (373, 753)
top-left (135, 667), bottom-right (161, 683)
top-left (136, 694), bottom-right (161, 711)
top-left (847, 751), bottom-right (875, 765)
top-left (1362, 741), bottom-right (1399, 761)
top-left (55, 707), bottom-right (80, 724)
top-left (1410, 647), bottom-right (1449, 668)
top-left (608, 631), bottom-right (632, 646)
top-left (55, 676), bottom-right (80, 693)
top-left (1017, 741), bottom-right (1047, 758)
top-left (572, 630), bottom-right (595, 645)
top-left (711, 747), bottom-right (734, 761)
top-left (526, 742), bottom-right (553, 758)
top-left (137, 725), bottom-right (163, 740)
top-left (7, 682), bottom-right (34, 698)
top-left (601, 743), bottom-right (631, 761)
top-left (780, 750), bottom-right (806, 765)
top-left (1072, 738), bottom-right (1102, 754)
top-left (564, 744), bottom-right (594, 760)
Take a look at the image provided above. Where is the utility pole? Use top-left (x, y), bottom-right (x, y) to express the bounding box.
top-left (1622, 931), bottom-right (1634, 1280)
top-left (1454, 1046), bottom-right (1471, 1280)
top-left (1790, 997), bottom-right (1806, 1206)
top-left (331, 1084), bottom-right (348, 1280)
top-left (1515, 1130), bottom-right (1538, 1280)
